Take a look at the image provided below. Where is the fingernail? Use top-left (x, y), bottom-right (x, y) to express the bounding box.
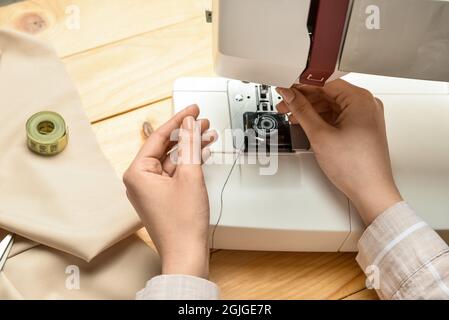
top-left (277, 88), bottom-right (296, 104)
top-left (210, 130), bottom-right (218, 142)
top-left (202, 148), bottom-right (211, 163)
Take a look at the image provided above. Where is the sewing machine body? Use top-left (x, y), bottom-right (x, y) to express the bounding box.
top-left (212, 0), bottom-right (449, 88)
top-left (171, 0), bottom-right (449, 251)
top-left (173, 75), bottom-right (449, 251)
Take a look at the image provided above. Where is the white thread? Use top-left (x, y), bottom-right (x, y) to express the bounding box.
top-left (211, 146), bottom-right (244, 251)
top-left (373, 221), bottom-right (427, 266)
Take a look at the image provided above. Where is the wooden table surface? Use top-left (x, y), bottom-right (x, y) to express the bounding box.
top-left (0, 0), bottom-right (378, 300)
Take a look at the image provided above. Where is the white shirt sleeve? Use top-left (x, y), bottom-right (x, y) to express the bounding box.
top-left (357, 201), bottom-right (449, 299)
top-left (136, 275), bottom-right (220, 300)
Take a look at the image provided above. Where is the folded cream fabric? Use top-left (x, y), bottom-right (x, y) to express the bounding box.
top-left (0, 232), bottom-right (160, 300)
top-left (0, 29), bottom-right (160, 299)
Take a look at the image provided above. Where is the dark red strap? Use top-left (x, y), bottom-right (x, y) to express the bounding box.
top-left (300, 0), bottom-right (350, 86)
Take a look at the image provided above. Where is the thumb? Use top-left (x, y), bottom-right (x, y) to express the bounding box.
top-left (176, 116), bottom-right (203, 177)
top-left (277, 87), bottom-right (331, 138)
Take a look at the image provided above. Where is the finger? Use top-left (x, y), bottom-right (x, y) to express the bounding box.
top-left (305, 99), bottom-right (332, 114)
top-left (277, 94), bottom-right (331, 114)
top-left (201, 129), bottom-right (219, 148)
top-left (202, 147), bottom-right (212, 164)
top-left (288, 114), bottom-right (298, 124)
top-left (276, 87), bottom-right (332, 138)
top-left (294, 84), bottom-right (319, 92)
top-left (277, 103), bottom-right (297, 123)
top-left (137, 104), bottom-right (200, 160)
top-left (297, 86), bottom-right (323, 102)
top-left (289, 109), bottom-right (334, 125)
top-left (320, 111), bottom-right (337, 125)
top-left (162, 129), bottom-right (218, 176)
top-left (321, 79), bottom-right (356, 99)
top-left (279, 100), bottom-right (332, 127)
top-left (375, 97), bottom-right (384, 110)
top-left (176, 117), bottom-right (203, 177)
top-left (159, 124), bottom-right (214, 174)
top-left (140, 157), bottom-right (163, 175)
top-left (322, 79), bottom-right (372, 108)
top-left (164, 118), bottom-right (210, 153)
top-left (162, 149), bottom-right (178, 177)
top-left (276, 101), bottom-right (289, 114)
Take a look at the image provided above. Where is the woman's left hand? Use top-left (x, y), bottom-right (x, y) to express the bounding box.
top-left (124, 105), bottom-right (217, 279)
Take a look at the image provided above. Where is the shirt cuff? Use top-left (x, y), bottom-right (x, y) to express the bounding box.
top-left (136, 275), bottom-right (220, 300)
top-left (356, 201), bottom-right (449, 299)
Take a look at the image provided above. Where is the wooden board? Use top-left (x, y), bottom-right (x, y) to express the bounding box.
top-left (1, 0), bottom-right (373, 300)
top-left (0, 0), bottom-right (207, 57)
top-left (344, 288), bottom-right (379, 300)
top-left (64, 17), bottom-right (213, 122)
top-left (0, 0), bottom-right (213, 122)
top-left (93, 98), bottom-right (173, 176)
top-left (209, 251), bottom-right (367, 300)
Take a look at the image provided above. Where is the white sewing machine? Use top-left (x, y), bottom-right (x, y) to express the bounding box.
top-left (173, 0), bottom-right (449, 251)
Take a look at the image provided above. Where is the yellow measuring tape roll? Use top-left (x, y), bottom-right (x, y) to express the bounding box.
top-left (26, 111), bottom-right (68, 156)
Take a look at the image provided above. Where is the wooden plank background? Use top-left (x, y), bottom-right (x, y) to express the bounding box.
top-left (0, 0), bottom-right (378, 300)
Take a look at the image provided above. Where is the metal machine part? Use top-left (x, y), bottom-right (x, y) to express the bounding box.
top-left (243, 112), bottom-right (293, 153)
top-left (227, 80), bottom-right (310, 153)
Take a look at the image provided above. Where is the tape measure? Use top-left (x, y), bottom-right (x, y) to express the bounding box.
top-left (26, 111), bottom-right (68, 156)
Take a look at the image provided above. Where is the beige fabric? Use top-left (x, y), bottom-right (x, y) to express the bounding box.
top-left (0, 29), bottom-right (160, 299)
top-left (0, 29), bottom-right (140, 261)
top-left (1, 234), bottom-right (160, 300)
top-left (357, 202), bottom-right (449, 300)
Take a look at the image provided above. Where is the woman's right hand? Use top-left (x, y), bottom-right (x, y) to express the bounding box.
top-left (276, 80), bottom-right (403, 225)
